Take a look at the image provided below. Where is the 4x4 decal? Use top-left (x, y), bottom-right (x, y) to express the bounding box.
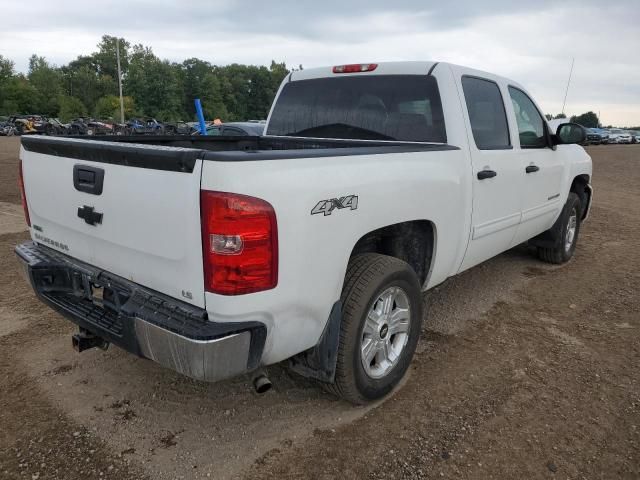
top-left (311, 195), bottom-right (358, 216)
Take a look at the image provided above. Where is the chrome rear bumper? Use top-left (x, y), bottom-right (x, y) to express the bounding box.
top-left (15, 241), bottom-right (266, 383)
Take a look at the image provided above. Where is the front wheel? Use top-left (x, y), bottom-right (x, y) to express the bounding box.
top-left (537, 192), bottom-right (582, 264)
top-left (327, 254), bottom-right (423, 404)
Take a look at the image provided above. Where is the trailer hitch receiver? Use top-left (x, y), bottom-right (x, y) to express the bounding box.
top-left (72, 328), bottom-right (109, 352)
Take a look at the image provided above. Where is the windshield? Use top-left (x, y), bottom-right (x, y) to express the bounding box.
top-left (266, 75), bottom-right (447, 143)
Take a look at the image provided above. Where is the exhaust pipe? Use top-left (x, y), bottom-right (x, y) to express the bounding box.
top-left (72, 329), bottom-right (109, 352)
top-left (252, 371), bottom-right (272, 394)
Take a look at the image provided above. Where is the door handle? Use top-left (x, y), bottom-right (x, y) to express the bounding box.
top-left (525, 165), bottom-right (540, 173)
top-left (477, 169), bottom-right (497, 180)
top-left (73, 164), bottom-right (105, 195)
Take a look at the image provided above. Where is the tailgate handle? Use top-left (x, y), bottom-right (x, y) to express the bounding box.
top-left (73, 164), bottom-right (104, 195)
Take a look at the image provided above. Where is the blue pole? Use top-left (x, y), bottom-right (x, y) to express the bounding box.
top-left (195, 98), bottom-right (207, 135)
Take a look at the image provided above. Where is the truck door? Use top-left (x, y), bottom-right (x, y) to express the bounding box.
top-left (506, 86), bottom-right (565, 245)
top-left (457, 75), bottom-right (523, 271)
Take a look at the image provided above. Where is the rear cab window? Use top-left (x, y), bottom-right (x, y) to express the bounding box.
top-left (461, 76), bottom-right (511, 150)
top-left (266, 75), bottom-right (447, 143)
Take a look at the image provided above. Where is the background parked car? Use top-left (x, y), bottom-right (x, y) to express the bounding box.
top-left (628, 130), bottom-right (640, 144)
top-left (45, 118), bottom-right (70, 135)
top-left (68, 118), bottom-right (116, 136)
top-left (585, 128), bottom-right (602, 145)
top-left (8, 115), bottom-right (42, 135)
top-left (126, 118), bottom-right (165, 135)
top-left (164, 121), bottom-right (197, 135)
top-left (191, 121), bottom-right (265, 136)
top-left (608, 128), bottom-right (632, 144)
top-left (593, 128), bottom-right (610, 144)
top-left (0, 121), bottom-right (17, 136)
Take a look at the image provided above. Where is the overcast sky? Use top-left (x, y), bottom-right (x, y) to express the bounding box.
top-left (1, 0), bottom-right (638, 125)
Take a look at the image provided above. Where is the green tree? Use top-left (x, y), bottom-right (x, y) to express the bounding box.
top-left (57, 95), bottom-right (87, 122)
top-left (245, 65), bottom-right (276, 120)
top-left (215, 63), bottom-right (287, 121)
top-left (553, 113), bottom-right (567, 119)
top-left (93, 35), bottom-right (130, 80)
top-left (94, 94), bottom-right (136, 120)
top-left (269, 61), bottom-right (289, 91)
top-left (180, 58), bottom-right (229, 120)
top-left (62, 57), bottom-right (117, 114)
top-left (0, 55), bottom-right (14, 83)
top-left (126, 45), bottom-right (184, 120)
top-left (570, 111), bottom-right (599, 128)
top-left (27, 55), bottom-right (64, 115)
top-left (0, 75), bottom-right (39, 115)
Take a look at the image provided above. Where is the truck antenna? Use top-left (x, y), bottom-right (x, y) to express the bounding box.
top-left (561, 58), bottom-right (574, 116)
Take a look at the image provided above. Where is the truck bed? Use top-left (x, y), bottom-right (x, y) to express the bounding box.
top-left (23, 134), bottom-right (458, 161)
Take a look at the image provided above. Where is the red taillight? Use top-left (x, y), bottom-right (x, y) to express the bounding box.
top-left (18, 160), bottom-right (31, 227)
top-left (333, 63), bottom-right (378, 74)
top-left (201, 191), bottom-right (278, 295)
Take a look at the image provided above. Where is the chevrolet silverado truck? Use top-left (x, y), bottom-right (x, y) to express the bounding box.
top-left (15, 61), bottom-right (592, 404)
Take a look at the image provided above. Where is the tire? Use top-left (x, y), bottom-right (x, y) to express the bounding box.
top-left (327, 253), bottom-right (423, 404)
top-left (537, 192), bottom-right (582, 264)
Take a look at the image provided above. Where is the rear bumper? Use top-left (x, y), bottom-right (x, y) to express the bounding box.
top-left (15, 241), bottom-right (266, 382)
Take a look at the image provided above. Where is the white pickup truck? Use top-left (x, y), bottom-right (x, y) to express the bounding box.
top-left (15, 61), bottom-right (592, 404)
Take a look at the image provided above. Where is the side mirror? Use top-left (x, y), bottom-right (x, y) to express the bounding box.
top-left (555, 122), bottom-right (586, 145)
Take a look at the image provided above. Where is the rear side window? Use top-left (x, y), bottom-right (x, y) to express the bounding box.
top-left (266, 75), bottom-right (447, 143)
top-left (508, 86), bottom-right (547, 148)
top-left (461, 76), bottom-right (511, 150)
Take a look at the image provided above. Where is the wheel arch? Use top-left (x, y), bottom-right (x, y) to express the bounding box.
top-left (570, 173), bottom-right (591, 220)
top-left (347, 219), bottom-right (436, 288)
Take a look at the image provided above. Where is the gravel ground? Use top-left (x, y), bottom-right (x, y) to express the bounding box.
top-left (0, 136), bottom-right (638, 479)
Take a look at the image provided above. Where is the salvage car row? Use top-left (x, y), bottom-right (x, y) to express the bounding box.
top-left (584, 127), bottom-right (640, 145)
top-left (0, 115), bottom-right (204, 137)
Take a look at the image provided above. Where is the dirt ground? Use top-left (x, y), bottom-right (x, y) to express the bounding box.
top-left (0, 136), bottom-right (639, 479)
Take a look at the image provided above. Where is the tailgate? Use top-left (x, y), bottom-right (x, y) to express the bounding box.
top-left (21, 136), bottom-right (206, 308)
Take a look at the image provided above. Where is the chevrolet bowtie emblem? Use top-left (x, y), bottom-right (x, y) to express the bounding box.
top-left (77, 205), bottom-right (103, 226)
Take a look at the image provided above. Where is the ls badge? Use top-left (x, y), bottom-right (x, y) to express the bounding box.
top-left (311, 195), bottom-right (358, 216)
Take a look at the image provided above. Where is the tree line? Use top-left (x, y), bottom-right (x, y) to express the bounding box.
top-left (0, 35), bottom-right (290, 123)
top-left (544, 112), bottom-right (601, 128)
top-left (544, 112), bottom-right (638, 130)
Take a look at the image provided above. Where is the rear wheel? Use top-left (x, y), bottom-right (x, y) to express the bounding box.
top-left (537, 192), bottom-right (582, 264)
top-left (327, 254), bottom-right (423, 404)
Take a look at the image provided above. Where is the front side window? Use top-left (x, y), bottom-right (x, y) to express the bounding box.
top-left (508, 87), bottom-right (547, 148)
top-left (461, 76), bottom-right (511, 150)
top-left (266, 75), bottom-right (447, 143)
